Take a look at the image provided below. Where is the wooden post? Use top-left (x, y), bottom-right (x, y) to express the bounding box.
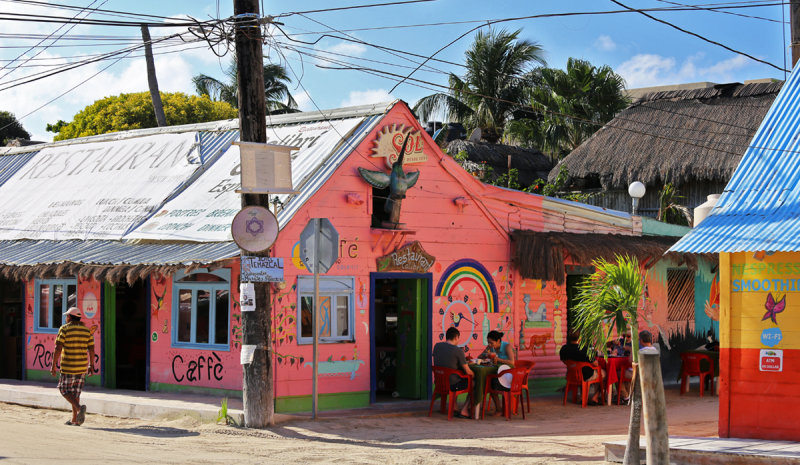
top-left (233, 0), bottom-right (273, 427)
top-left (639, 352), bottom-right (670, 465)
top-left (792, 1), bottom-right (800, 67)
top-left (140, 25), bottom-right (166, 127)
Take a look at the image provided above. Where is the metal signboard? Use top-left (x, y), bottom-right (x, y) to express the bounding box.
top-left (241, 256), bottom-right (284, 282)
top-left (299, 218), bottom-right (339, 274)
top-left (231, 206), bottom-right (278, 253)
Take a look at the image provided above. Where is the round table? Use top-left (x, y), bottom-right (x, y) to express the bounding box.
top-left (468, 363), bottom-right (498, 418)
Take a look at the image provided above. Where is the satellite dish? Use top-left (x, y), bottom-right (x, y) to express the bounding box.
top-left (231, 206), bottom-right (278, 253)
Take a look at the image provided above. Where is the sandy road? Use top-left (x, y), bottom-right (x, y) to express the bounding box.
top-left (0, 388), bottom-right (717, 465)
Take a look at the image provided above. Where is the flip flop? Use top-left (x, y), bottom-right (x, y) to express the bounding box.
top-left (65, 420), bottom-right (76, 426)
top-left (453, 412), bottom-right (470, 419)
top-left (76, 405), bottom-right (86, 426)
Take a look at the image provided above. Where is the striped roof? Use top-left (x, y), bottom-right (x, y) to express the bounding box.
top-left (669, 63), bottom-right (800, 253)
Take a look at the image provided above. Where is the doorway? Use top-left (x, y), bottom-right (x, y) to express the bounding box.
top-left (0, 279), bottom-right (23, 379)
top-left (104, 280), bottom-right (148, 390)
top-left (566, 273), bottom-right (591, 334)
top-left (370, 274), bottom-right (431, 402)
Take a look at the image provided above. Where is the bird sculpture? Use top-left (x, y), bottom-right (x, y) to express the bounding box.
top-left (358, 133), bottom-right (420, 228)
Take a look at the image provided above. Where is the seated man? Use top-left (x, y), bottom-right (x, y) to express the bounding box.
top-left (559, 330), bottom-right (605, 405)
top-left (432, 327), bottom-right (474, 418)
top-left (620, 329), bottom-right (660, 401)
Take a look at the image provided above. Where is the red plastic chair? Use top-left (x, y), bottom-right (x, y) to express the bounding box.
top-left (481, 367), bottom-right (528, 420)
top-left (680, 353), bottom-right (715, 397)
top-left (514, 360), bottom-right (535, 413)
top-left (563, 361), bottom-right (604, 408)
top-left (429, 366), bottom-right (473, 420)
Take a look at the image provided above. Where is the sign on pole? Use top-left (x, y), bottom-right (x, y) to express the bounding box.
top-left (300, 218), bottom-right (339, 419)
top-left (241, 256), bottom-right (284, 282)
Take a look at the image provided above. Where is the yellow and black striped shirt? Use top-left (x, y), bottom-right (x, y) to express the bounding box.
top-left (55, 322), bottom-right (94, 375)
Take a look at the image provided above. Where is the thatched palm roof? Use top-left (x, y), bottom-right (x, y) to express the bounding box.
top-left (512, 230), bottom-right (700, 284)
top-left (447, 140), bottom-right (553, 186)
top-left (549, 81), bottom-right (783, 190)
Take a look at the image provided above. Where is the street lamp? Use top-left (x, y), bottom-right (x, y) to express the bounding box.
top-left (628, 181), bottom-right (646, 216)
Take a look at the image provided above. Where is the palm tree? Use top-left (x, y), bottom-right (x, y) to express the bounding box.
top-left (193, 62), bottom-right (299, 114)
top-left (414, 28), bottom-right (546, 143)
top-left (572, 255), bottom-right (647, 465)
top-left (506, 58), bottom-right (628, 160)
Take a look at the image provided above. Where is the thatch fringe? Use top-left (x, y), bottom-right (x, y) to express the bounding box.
top-left (0, 262), bottom-right (218, 284)
top-left (551, 81), bottom-right (783, 190)
top-left (511, 230), bottom-right (695, 285)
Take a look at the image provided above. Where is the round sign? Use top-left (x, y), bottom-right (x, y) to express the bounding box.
top-left (231, 206), bottom-right (279, 253)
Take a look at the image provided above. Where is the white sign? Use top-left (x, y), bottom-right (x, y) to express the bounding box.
top-left (760, 349), bottom-right (783, 372)
top-left (0, 133), bottom-right (200, 240)
top-left (240, 344), bottom-right (256, 365)
top-left (126, 118), bottom-right (364, 241)
top-left (241, 256), bottom-right (284, 282)
top-left (240, 282), bottom-right (255, 312)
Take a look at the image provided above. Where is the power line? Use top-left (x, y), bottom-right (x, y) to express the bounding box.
top-left (654, 0), bottom-right (785, 23)
top-left (0, 0), bottom-right (189, 21)
top-left (274, 0), bottom-right (439, 18)
top-left (0, 11), bottom-right (218, 28)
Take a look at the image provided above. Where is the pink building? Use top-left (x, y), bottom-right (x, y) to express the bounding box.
top-left (0, 101), bottom-right (704, 411)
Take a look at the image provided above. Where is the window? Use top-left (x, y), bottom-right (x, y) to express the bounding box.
top-left (34, 278), bottom-right (77, 333)
top-left (297, 276), bottom-right (354, 343)
top-left (371, 186), bottom-right (391, 228)
top-left (172, 269), bottom-right (230, 349)
top-left (667, 268), bottom-right (695, 321)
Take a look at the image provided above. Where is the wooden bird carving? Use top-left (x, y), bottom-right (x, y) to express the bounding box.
top-left (358, 134), bottom-right (420, 228)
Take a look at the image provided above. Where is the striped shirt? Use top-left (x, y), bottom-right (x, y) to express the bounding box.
top-left (55, 322), bottom-right (94, 375)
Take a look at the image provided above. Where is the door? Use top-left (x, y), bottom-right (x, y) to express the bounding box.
top-left (395, 278), bottom-right (427, 399)
top-left (104, 280), bottom-right (148, 390)
top-left (0, 279), bottom-right (23, 379)
top-left (566, 274), bottom-right (590, 334)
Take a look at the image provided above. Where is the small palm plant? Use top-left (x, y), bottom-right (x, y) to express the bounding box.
top-left (216, 397), bottom-right (238, 426)
top-left (572, 254), bottom-right (647, 465)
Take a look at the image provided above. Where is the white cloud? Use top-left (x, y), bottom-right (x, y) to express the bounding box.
top-left (617, 53), bottom-right (752, 88)
top-left (319, 41), bottom-right (368, 57)
top-left (340, 89), bottom-right (393, 108)
top-left (594, 35), bottom-right (616, 52)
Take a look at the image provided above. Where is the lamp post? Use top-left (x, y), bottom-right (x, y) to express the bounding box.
top-left (628, 181), bottom-right (646, 216)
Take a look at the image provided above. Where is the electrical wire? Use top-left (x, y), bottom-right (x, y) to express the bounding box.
top-left (654, 0), bottom-right (785, 22)
top-left (0, 0), bottom-right (190, 21)
top-left (275, 0), bottom-right (439, 18)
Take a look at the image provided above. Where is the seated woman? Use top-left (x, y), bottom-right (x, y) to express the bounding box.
top-left (481, 331), bottom-right (516, 414)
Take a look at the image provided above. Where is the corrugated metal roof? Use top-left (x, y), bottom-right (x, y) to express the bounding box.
top-left (669, 62), bottom-right (800, 253)
top-left (0, 151), bottom-right (37, 187)
top-left (0, 240), bottom-right (239, 266)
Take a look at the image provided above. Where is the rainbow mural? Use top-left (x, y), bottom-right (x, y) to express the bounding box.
top-left (436, 259), bottom-right (499, 313)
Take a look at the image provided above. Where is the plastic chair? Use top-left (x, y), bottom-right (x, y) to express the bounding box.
top-left (563, 361), bottom-right (603, 408)
top-left (429, 366), bottom-right (473, 420)
top-left (514, 360), bottom-right (535, 413)
top-left (481, 366), bottom-right (528, 420)
top-left (680, 352), bottom-right (715, 397)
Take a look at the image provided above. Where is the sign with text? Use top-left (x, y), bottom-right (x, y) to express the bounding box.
top-left (376, 241), bottom-right (435, 273)
top-left (370, 123), bottom-right (427, 168)
top-left (760, 349), bottom-right (783, 372)
top-left (241, 257), bottom-right (284, 282)
top-left (127, 118), bottom-right (364, 241)
top-left (0, 133), bottom-right (200, 240)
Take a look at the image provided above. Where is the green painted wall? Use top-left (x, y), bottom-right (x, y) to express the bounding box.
top-left (276, 391), bottom-right (370, 413)
top-left (27, 369), bottom-right (101, 386)
top-left (641, 217), bottom-right (692, 237)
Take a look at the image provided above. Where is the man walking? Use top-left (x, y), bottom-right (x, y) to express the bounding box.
top-left (50, 307), bottom-right (95, 426)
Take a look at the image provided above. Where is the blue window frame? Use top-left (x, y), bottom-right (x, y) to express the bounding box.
top-left (34, 278), bottom-right (78, 334)
top-left (297, 276), bottom-right (354, 344)
top-left (171, 268), bottom-right (230, 350)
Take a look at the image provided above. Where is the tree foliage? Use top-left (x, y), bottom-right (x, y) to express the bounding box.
top-left (414, 28), bottom-right (545, 143)
top-left (193, 62), bottom-right (299, 114)
top-left (0, 111), bottom-right (31, 145)
top-left (506, 57), bottom-right (629, 159)
top-left (48, 92), bottom-right (238, 141)
top-left (572, 255), bottom-right (647, 465)
top-left (657, 183), bottom-right (692, 226)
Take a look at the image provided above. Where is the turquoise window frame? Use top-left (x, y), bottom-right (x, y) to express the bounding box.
top-left (297, 276), bottom-right (355, 344)
top-left (171, 268), bottom-right (231, 351)
top-left (33, 278), bottom-right (77, 334)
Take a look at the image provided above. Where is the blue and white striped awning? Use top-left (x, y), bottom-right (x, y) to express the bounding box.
top-left (0, 151), bottom-right (37, 187)
top-left (669, 62), bottom-right (800, 254)
top-left (0, 240), bottom-right (239, 267)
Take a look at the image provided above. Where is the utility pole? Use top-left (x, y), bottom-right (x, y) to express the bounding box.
top-left (140, 25), bottom-right (167, 127)
top-left (792, 2), bottom-right (800, 67)
top-left (233, 0), bottom-right (273, 427)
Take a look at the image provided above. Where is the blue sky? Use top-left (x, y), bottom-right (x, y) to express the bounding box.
top-left (0, 0), bottom-right (792, 141)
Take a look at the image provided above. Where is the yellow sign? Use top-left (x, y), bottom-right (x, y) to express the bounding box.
top-left (371, 123), bottom-right (427, 168)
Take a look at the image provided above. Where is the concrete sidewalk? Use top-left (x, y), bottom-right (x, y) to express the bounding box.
top-left (0, 379), bottom-right (428, 424)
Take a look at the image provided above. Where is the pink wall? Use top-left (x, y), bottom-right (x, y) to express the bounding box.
top-left (148, 265), bottom-right (243, 391)
top-left (24, 277), bottom-right (101, 377)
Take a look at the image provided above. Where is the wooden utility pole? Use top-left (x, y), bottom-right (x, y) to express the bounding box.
top-left (140, 25), bottom-right (167, 127)
top-left (792, 2), bottom-right (800, 67)
top-left (639, 353), bottom-right (670, 465)
top-left (233, 0), bottom-right (273, 427)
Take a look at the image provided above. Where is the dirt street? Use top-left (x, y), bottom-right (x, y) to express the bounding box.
top-left (0, 387), bottom-right (717, 465)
